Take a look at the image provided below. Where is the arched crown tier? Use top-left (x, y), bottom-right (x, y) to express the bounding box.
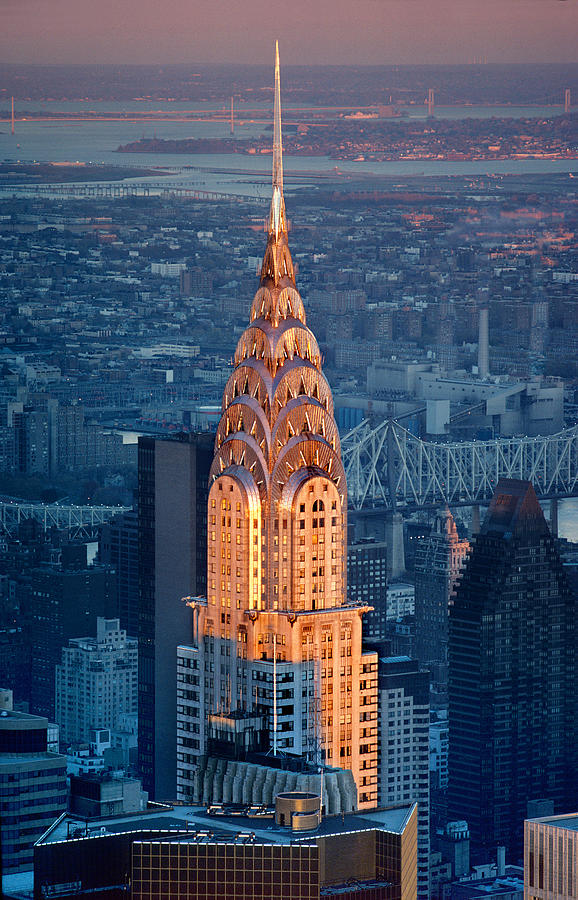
top-left (272, 361), bottom-right (334, 419)
top-left (210, 435), bottom-right (269, 498)
top-left (260, 237), bottom-right (295, 289)
top-left (271, 435), bottom-right (346, 507)
top-left (271, 398), bottom-right (341, 459)
top-left (233, 321), bottom-right (322, 376)
top-left (215, 398), bottom-right (271, 461)
top-left (250, 286), bottom-right (306, 329)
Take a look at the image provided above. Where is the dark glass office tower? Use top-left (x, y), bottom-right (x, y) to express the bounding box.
top-left (137, 432), bottom-right (213, 800)
top-left (21, 546), bottom-right (116, 720)
top-left (448, 479), bottom-right (577, 860)
top-left (414, 506), bottom-right (469, 669)
top-left (100, 508), bottom-right (139, 638)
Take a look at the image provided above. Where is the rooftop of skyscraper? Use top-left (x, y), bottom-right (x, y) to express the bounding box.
top-left (36, 801), bottom-right (417, 846)
top-left (528, 813), bottom-right (578, 832)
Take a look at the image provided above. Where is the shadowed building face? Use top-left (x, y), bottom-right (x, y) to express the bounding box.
top-left (448, 478), bottom-right (577, 859)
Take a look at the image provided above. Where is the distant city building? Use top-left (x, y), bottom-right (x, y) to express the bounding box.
top-left (414, 507), bottom-right (469, 669)
top-left (21, 544), bottom-right (116, 720)
top-left (377, 656), bottom-right (430, 900)
top-left (0, 626), bottom-right (30, 706)
top-left (429, 712), bottom-right (449, 791)
top-left (100, 509), bottom-right (139, 638)
top-left (110, 712), bottom-right (139, 768)
top-left (404, 520), bottom-right (432, 572)
top-left (180, 266), bottom-right (214, 297)
top-left (0, 701), bottom-right (67, 873)
top-left (367, 360), bottom-right (439, 397)
top-left (414, 373), bottom-right (564, 438)
top-left (439, 820), bottom-right (471, 880)
top-left (150, 261), bottom-right (187, 277)
top-left (448, 479), bottom-right (577, 858)
top-left (347, 539), bottom-right (388, 640)
top-left (8, 397), bottom-right (53, 476)
top-left (385, 617), bottom-right (415, 659)
top-left (137, 431), bottom-right (213, 800)
top-left (2, 393), bottom-right (137, 476)
top-left (386, 582), bottom-right (415, 621)
top-left (444, 868), bottom-right (523, 900)
top-left (65, 743), bottom-right (107, 776)
top-left (69, 771), bottom-right (147, 818)
top-left (55, 617), bottom-right (137, 746)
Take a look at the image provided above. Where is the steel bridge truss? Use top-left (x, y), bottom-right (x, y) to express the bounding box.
top-left (341, 419), bottom-right (578, 510)
top-left (0, 502), bottom-right (131, 539)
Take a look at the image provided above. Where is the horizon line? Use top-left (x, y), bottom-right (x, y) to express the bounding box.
top-left (2, 60), bottom-right (578, 69)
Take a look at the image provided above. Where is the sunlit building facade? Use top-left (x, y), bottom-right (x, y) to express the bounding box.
top-left (177, 46), bottom-right (378, 808)
top-left (524, 813), bottom-right (578, 900)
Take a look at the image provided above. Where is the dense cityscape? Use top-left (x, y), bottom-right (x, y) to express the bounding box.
top-left (0, 48), bottom-right (577, 900)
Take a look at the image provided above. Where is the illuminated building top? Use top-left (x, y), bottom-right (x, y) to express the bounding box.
top-left (210, 40), bottom-right (347, 615)
top-left (180, 45), bottom-right (379, 810)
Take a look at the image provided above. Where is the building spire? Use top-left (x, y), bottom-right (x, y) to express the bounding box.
top-left (267, 41), bottom-right (288, 244)
top-left (273, 40), bottom-right (283, 194)
top-left (262, 42), bottom-right (292, 283)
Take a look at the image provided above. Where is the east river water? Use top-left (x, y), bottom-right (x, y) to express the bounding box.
top-left (0, 102), bottom-right (577, 197)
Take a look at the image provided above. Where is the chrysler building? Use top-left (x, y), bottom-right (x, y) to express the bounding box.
top-left (177, 45), bottom-right (378, 809)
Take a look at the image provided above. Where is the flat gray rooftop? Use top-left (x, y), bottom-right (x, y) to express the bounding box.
top-left (37, 802), bottom-right (415, 848)
top-left (533, 814), bottom-right (578, 832)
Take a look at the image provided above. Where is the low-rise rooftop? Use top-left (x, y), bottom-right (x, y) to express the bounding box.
top-left (37, 801), bottom-right (416, 848)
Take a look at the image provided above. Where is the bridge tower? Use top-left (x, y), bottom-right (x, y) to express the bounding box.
top-left (565, 88), bottom-right (571, 113)
top-left (427, 88), bottom-right (434, 117)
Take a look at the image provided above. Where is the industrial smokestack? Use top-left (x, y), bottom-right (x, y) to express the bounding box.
top-left (478, 307), bottom-right (489, 378)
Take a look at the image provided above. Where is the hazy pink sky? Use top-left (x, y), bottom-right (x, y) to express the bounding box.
top-left (2, 0), bottom-right (577, 65)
